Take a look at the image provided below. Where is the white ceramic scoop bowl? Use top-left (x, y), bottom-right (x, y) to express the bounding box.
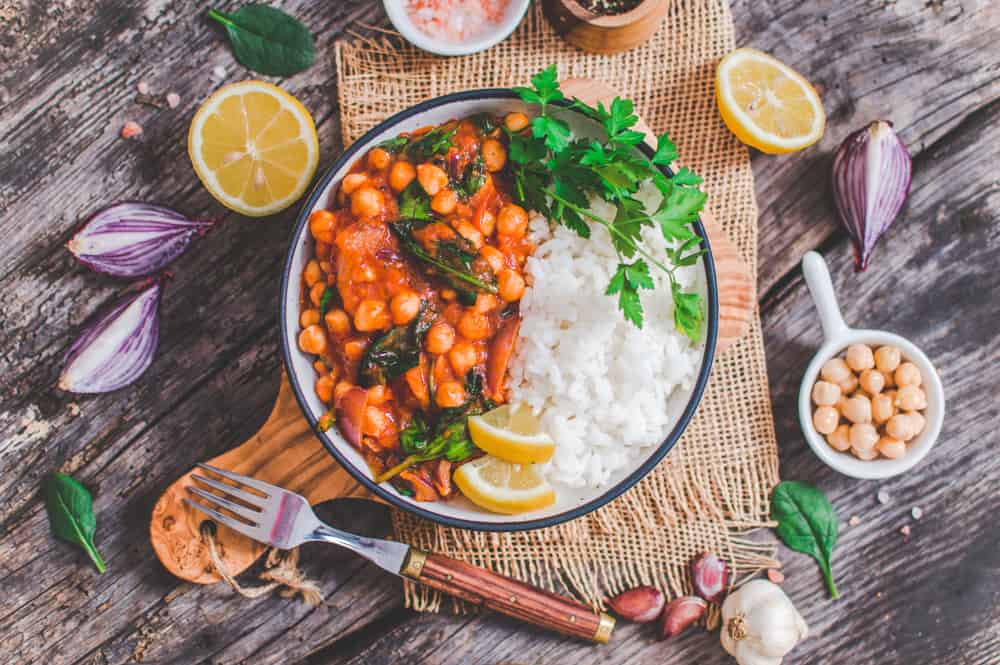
top-left (798, 251), bottom-right (944, 479)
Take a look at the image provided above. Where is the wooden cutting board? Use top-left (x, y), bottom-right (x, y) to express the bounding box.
top-left (149, 78), bottom-right (754, 585)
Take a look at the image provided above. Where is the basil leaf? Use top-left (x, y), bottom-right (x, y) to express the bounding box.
top-left (208, 5), bottom-right (315, 77)
top-left (771, 481), bottom-right (840, 599)
top-left (44, 472), bottom-right (106, 574)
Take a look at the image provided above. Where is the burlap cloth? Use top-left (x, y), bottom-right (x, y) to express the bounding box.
top-left (334, 0), bottom-right (780, 612)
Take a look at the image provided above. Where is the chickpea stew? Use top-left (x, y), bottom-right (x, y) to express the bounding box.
top-left (299, 112), bottom-right (535, 502)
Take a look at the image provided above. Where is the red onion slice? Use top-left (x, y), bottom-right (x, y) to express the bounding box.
top-left (58, 279), bottom-right (163, 394)
top-left (831, 121), bottom-right (912, 271)
top-left (68, 203), bottom-right (214, 278)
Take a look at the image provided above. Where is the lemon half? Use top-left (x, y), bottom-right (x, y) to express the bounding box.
top-left (188, 80), bottom-right (319, 217)
top-left (716, 48), bottom-right (825, 154)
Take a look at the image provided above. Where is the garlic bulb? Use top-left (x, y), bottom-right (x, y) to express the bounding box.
top-left (720, 580), bottom-right (808, 665)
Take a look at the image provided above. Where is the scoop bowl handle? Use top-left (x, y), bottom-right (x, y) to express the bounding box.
top-left (802, 251), bottom-right (849, 340)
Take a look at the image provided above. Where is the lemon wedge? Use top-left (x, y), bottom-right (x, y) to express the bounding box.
top-left (468, 404), bottom-right (556, 464)
top-left (188, 80), bottom-right (319, 217)
top-left (453, 456), bottom-right (555, 515)
top-left (716, 48), bottom-right (825, 154)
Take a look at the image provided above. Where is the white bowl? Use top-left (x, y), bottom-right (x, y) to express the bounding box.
top-left (797, 251), bottom-right (944, 479)
top-left (382, 0), bottom-right (530, 56)
top-left (280, 91), bottom-right (718, 530)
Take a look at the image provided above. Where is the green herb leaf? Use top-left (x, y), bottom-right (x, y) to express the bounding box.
top-left (671, 282), bottom-right (703, 342)
top-left (771, 481), bottom-right (840, 599)
top-left (652, 133), bottom-right (679, 166)
top-left (606, 261), bottom-right (651, 328)
top-left (400, 414), bottom-right (429, 455)
top-left (378, 136), bottom-right (409, 154)
top-left (391, 219), bottom-right (498, 295)
top-left (318, 287), bottom-right (335, 315)
top-left (359, 325), bottom-right (421, 386)
top-left (207, 5), bottom-right (315, 77)
top-left (455, 155), bottom-right (486, 200)
top-left (399, 181), bottom-right (432, 220)
top-left (531, 115), bottom-right (572, 153)
top-left (405, 126), bottom-right (457, 161)
top-left (44, 472), bottom-right (106, 574)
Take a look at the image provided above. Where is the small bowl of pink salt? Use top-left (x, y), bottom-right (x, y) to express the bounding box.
top-left (384, 0), bottom-right (531, 56)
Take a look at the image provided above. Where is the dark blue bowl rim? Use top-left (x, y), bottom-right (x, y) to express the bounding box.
top-left (279, 88), bottom-right (719, 532)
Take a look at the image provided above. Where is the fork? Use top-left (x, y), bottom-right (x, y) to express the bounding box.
top-left (185, 463), bottom-right (615, 643)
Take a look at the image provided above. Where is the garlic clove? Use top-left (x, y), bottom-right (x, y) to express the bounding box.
top-left (659, 595), bottom-right (707, 640)
top-left (691, 551), bottom-right (729, 602)
top-left (606, 585), bottom-right (665, 623)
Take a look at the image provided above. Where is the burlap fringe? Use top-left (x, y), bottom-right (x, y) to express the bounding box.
top-left (335, 0), bottom-right (781, 612)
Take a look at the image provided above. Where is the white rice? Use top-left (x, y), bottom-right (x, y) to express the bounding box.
top-left (509, 183), bottom-right (705, 489)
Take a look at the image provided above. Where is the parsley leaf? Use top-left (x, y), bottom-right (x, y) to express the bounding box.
top-left (531, 115), bottom-right (572, 153)
top-left (672, 281), bottom-right (704, 342)
top-left (405, 126), bottom-right (456, 161)
top-left (652, 133), bottom-right (679, 165)
top-left (378, 136), bottom-right (409, 153)
top-left (399, 181), bottom-right (431, 220)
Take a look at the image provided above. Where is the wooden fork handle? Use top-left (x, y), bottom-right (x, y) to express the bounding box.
top-left (400, 549), bottom-right (615, 643)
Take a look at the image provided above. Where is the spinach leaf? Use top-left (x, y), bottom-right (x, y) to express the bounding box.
top-left (208, 5), bottom-right (315, 77)
top-left (399, 414), bottom-right (429, 455)
top-left (455, 155), bottom-right (486, 200)
top-left (771, 481), bottom-right (840, 599)
top-left (405, 126), bottom-right (457, 161)
top-left (378, 136), bottom-right (409, 154)
top-left (358, 300), bottom-right (435, 387)
top-left (44, 472), bottom-right (106, 573)
top-left (471, 113), bottom-right (497, 134)
top-left (398, 181), bottom-right (431, 220)
top-left (390, 219), bottom-right (498, 295)
top-left (318, 287), bottom-right (335, 315)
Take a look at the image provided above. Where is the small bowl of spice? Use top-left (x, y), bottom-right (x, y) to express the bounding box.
top-left (797, 252), bottom-right (945, 479)
top-left (384, 0), bottom-right (531, 56)
top-left (542, 0), bottom-right (669, 54)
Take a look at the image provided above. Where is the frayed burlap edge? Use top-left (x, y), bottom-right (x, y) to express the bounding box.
top-left (334, 0), bottom-right (780, 612)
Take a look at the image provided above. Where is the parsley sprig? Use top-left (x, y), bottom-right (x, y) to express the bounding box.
top-left (509, 66), bottom-right (707, 338)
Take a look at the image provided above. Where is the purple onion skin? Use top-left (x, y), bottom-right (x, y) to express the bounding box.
top-left (67, 202), bottom-right (214, 278)
top-left (831, 121), bottom-right (912, 271)
top-left (58, 279), bottom-right (163, 394)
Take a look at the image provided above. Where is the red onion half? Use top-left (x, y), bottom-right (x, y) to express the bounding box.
top-left (831, 121), bottom-right (912, 271)
top-left (58, 278), bottom-right (163, 394)
top-left (68, 203), bottom-right (214, 278)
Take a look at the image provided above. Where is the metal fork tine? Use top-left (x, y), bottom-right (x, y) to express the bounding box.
top-left (183, 498), bottom-right (266, 541)
top-left (196, 463), bottom-right (274, 496)
top-left (188, 487), bottom-right (262, 524)
top-left (191, 474), bottom-right (265, 507)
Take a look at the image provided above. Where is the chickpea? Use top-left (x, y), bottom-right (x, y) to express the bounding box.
top-left (504, 111), bottom-right (530, 132)
top-left (481, 138), bottom-right (507, 172)
top-left (835, 394), bottom-right (850, 414)
top-left (479, 246), bottom-right (506, 273)
top-left (333, 380), bottom-right (354, 403)
top-left (363, 405), bottom-right (389, 436)
top-left (313, 360), bottom-right (328, 374)
top-left (820, 357), bottom-right (851, 384)
top-left (497, 269), bottom-right (526, 302)
top-left (426, 322), bottom-right (456, 354)
top-left (497, 204), bottom-right (529, 238)
top-left (351, 185), bottom-right (384, 218)
top-left (458, 310), bottom-right (491, 341)
top-left (874, 345), bottom-right (902, 373)
top-left (341, 173), bottom-right (368, 195)
top-left (906, 411), bottom-right (927, 436)
top-left (852, 443), bottom-right (879, 461)
top-left (390, 290), bottom-right (422, 325)
top-left (417, 163), bottom-right (448, 196)
top-left (859, 368), bottom-right (885, 395)
top-left (436, 381), bottom-right (466, 408)
top-left (325, 309), bottom-right (352, 336)
top-left (354, 299), bottom-right (391, 332)
top-left (473, 294), bottom-right (499, 314)
top-left (894, 384), bottom-right (927, 411)
top-left (343, 338), bottom-right (368, 361)
top-left (871, 393), bottom-right (895, 424)
top-left (316, 375), bottom-right (335, 403)
top-left (368, 147), bottom-right (391, 170)
top-left (431, 189), bottom-right (459, 215)
top-left (894, 362), bottom-right (921, 387)
top-left (389, 161), bottom-right (416, 192)
top-left (812, 406), bottom-right (839, 435)
top-left (826, 424), bottom-right (851, 452)
top-left (881, 369), bottom-right (896, 389)
top-left (304, 259), bottom-right (322, 287)
top-left (811, 381), bottom-right (841, 406)
top-left (449, 342), bottom-right (478, 377)
top-left (309, 282), bottom-right (326, 307)
top-left (478, 209), bottom-right (496, 236)
top-left (845, 344), bottom-right (875, 372)
top-left (319, 260), bottom-right (333, 274)
top-left (298, 325), bottom-right (328, 355)
top-left (839, 373), bottom-right (859, 396)
top-left (886, 413), bottom-right (919, 441)
top-left (849, 423), bottom-right (879, 453)
top-left (877, 436), bottom-right (907, 459)
top-left (309, 209), bottom-right (336, 241)
top-left (367, 384), bottom-right (393, 406)
top-left (455, 221), bottom-right (484, 249)
top-left (300, 308), bottom-right (321, 328)
top-left (842, 395), bottom-right (872, 424)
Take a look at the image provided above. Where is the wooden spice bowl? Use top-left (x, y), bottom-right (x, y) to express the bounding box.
top-left (541, 0), bottom-right (670, 54)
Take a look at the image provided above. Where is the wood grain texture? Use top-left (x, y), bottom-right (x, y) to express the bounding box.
top-left (0, 1), bottom-right (997, 664)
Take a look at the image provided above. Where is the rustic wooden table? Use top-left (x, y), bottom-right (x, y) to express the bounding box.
top-left (2, 1), bottom-right (998, 663)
